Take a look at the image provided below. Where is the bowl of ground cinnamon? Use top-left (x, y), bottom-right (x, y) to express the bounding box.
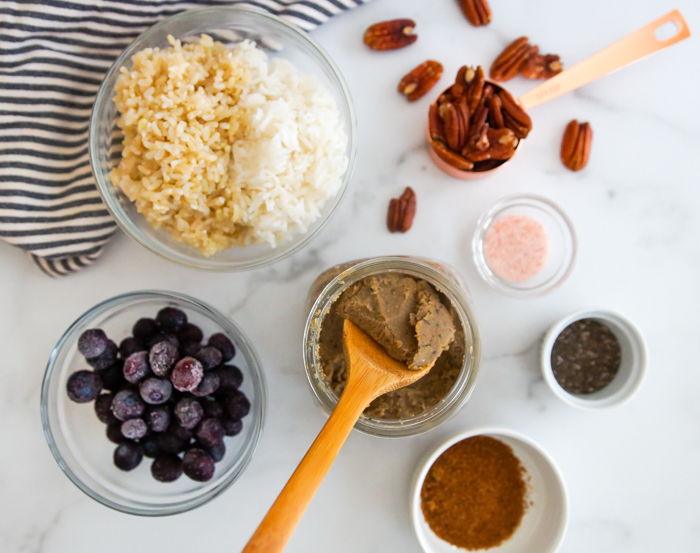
top-left (412, 427), bottom-right (567, 553)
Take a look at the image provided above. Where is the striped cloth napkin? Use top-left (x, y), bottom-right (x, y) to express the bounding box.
top-left (0, 0), bottom-right (367, 277)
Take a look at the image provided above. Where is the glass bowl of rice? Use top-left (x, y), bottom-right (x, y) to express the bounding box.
top-left (90, 6), bottom-right (356, 270)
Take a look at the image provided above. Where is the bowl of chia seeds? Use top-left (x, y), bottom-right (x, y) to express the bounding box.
top-left (540, 309), bottom-right (648, 410)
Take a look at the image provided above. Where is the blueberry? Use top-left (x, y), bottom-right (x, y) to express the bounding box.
top-left (196, 418), bottom-right (225, 449)
top-left (171, 420), bottom-right (194, 441)
top-left (121, 418), bottom-right (148, 440)
top-left (86, 340), bottom-right (118, 370)
top-left (132, 318), bottom-right (158, 342)
top-left (207, 442), bottom-right (226, 463)
top-left (123, 351), bottom-right (151, 384)
top-left (214, 365), bottom-right (243, 391)
top-left (156, 432), bottom-right (188, 455)
top-left (149, 341), bottom-right (179, 377)
top-left (170, 357), bottom-right (204, 392)
top-left (222, 417), bottom-right (243, 437)
top-left (147, 405), bottom-right (171, 433)
top-left (114, 442), bottom-right (143, 471)
top-left (147, 332), bottom-right (179, 351)
top-left (77, 328), bottom-right (109, 359)
top-left (177, 323), bottom-right (203, 344)
top-left (66, 370), bottom-right (103, 403)
top-left (156, 307), bottom-right (188, 333)
top-left (119, 337), bottom-right (145, 359)
top-left (207, 333), bottom-right (236, 362)
top-left (151, 454), bottom-right (184, 483)
top-left (94, 393), bottom-right (117, 424)
top-left (174, 398), bottom-right (203, 430)
top-left (180, 341), bottom-right (201, 358)
top-left (223, 389), bottom-right (250, 419)
top-left (139, 377), bottom-right (173, 405)
top-left (106, 422), bottom-right (126, 444)
top-left (111, 388), bottom-right (145, 421)
top-left (141, 436), bottom-right (161, 458)
top-left (202, 398), bottom-right (224, 419)
top-left (192, 372), bottom-right (220, 397)
top-left (98, 360), bottom-right (126, 392)
top-left (195, 347), bottom-right (222, 370)
top-left (182, 448), bottom-right (215, 482)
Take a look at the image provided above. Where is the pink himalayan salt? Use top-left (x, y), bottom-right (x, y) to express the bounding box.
top-left (484, 214), bottom-right (549, 282)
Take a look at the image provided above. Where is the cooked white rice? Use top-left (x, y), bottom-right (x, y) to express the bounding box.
top-left (109, 35), bottom-right (348, 255)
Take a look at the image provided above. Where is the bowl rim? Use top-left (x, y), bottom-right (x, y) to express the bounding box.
top-left (410, 426), bottom-right (569, 553)
top-left (540, 308), bottom-right (648, 410)
top-left (88, 5), bottom-right (357, 271)
top-left (40, 289), bottom-right (267, 516)
top-left (472, 193), bottom-right (578, 298)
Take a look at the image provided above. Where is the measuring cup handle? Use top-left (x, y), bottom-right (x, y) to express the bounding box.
top-left (518, 9), bottom-right (690, 111)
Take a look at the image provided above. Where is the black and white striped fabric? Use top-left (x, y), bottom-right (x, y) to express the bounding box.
top-left (0, 0), bottom-right (368, 277)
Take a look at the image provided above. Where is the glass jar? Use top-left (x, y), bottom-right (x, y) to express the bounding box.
top-left (303, 256), bottom-right (481, 438)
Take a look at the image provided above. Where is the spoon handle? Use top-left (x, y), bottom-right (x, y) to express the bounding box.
top-left (241, 378), bottom-right (376, 553)
top-left (518, 9), bottom-right (690, 111)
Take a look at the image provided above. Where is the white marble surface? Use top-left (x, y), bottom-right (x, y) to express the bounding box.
top-left (2, 0), bottom-right (700, 551)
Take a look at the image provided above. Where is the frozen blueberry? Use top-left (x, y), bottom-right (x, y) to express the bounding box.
top-left (149, 341), bottom-right (179, 377)
top-left (195, 347), bottom-right (222, 370)
top-left (222, 417), bottom-right (243, 437)
top-left (106, 423), bottom-right (126, 444)
top-left (141, 436), bottom-right (161, 458)
top-left (77, 328), bottom-right (109, 359)
top-left (66, 370), bottom-right (103, 403)
top-left (156, 432), bottom-right (187, 455)
top-left (214, 365), bottom-right (243, 391)
top-left (182, 448), bottom-right (215, 482)
top-left (94, 393), bottom-right (117, 424)
top-left (139, 377), bottom-right (172, 405)
top-left (174, 398), bottom-right (203, 430)
top-left (147, 332), bottom-right (179, 351)
top-left (207, 333), bottom-right (235, 362)
top-left (177, 323), bottom-right (203, 344)
top-left (156, 307), bottom-right (187, 333)
top-left (202, 398), bottom-right (224, 419)
top-left (223, 389), bottom-right (250, 419)
top-left (171, 420), bottom-right (194, 441)
top-left (195, 418), bottom-right (225, 449)
top-left (147, 405), bottom-right (171, 433)
top-left (151, 454), bottom-right (184, 483)
top-left (119, 337), bottom-right (145, 359)
top-left (123, 351), bottom-right (151, 384)
top-left (207, 442), bottom-right (226, 463)
top-left (114, 442), bottom-right (143, 471)
top-left (111, 388), bottom-right (145, 421)
top-left (179, 341), bottom-right (201, 358)
top-left (121, 418), bottom-right (148, 440)
top-left (171, 357), bottom-right (204, 392)
top-left (132, 318), bottom-right (158, 342)
top-left (98, 360), bottom-right (126, 392)
top-left (192, 372), bottom-right (220, 397)
top-left (86, 340), bottom-right (118, 370)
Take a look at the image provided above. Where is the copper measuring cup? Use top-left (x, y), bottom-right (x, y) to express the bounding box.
top-left (428, 9), bottom-right (690, 179)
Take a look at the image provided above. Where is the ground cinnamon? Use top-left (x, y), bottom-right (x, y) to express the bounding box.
top-left (420, 436), bottom-right (528, 550)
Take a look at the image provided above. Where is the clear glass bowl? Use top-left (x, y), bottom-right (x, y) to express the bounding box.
top-left (472, 194), bottom-right (577, 298)
top-left (40, 291), bottom-right (266, 516)
top-left (303, 257), bottom-right (482, 438)
top-left (89, 6), bottom-right (356, 270)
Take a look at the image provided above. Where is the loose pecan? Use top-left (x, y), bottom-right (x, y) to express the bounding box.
top-left (458, 0), bottom-right (492, 26)
top-left (498, 88), bottom-right (532, 139)
top-left (432, 141), bottom-right (474, 171)
top-left (490, 37), bottom-right (534, 82)
top-left (399, 60), bottom-right (443, 101)
top-left (465, 65), bottom-right (486, 113)
top-left (521, 53), bottom-right (563, 80)
top-left (488, 95), bottom-right (504, 128)
top-left (363, 19), bottom-right (417, 51)
top-left (387, 187), bottom-right (417, 233)
top-left (560, 120), bottom-right (592, 171)
top-left (428, 104), bottom-right (445, 142)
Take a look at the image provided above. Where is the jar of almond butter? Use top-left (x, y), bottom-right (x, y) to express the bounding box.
top-left (303, 256), bottom-right (481, 437)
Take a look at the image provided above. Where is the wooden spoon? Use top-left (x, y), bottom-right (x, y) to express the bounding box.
top-left (242, 319), bottom-right (432, 553)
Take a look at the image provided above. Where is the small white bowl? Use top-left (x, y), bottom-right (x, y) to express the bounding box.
top-left (541, 309), bottom-right (648, 410)
top-left (411, 427), bottom-right (568, 553)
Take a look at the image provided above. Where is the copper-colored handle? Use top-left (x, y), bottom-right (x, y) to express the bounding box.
top-left (518, 9), bottom-right (690, 111)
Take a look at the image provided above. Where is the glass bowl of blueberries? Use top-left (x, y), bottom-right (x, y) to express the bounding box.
top-left (40, 290), bottom-right (265, 516)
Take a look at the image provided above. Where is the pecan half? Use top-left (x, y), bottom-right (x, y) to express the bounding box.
top-left (432, 141), bottom-right (474, 171)
top-left (498, 88), bottom-right (532, 139)
top-left (465, 65), bottom-right (485, 113)
top-left (521, 53), bottom-right (563, 80)
top-left (466, 103), bottom-right (489, 147)
top-left (490, 37), bottom-right (534, 82)
top-left (364, 19), bottom-right (417, 51)
top-left (488, 95), bottom-right (504, 128)
top-left (387, 187), bottom-right (417, 233)
top-left (458, 0), bottom-right (492, 26)
top-left (428, 104), bottom-right (445, 142)
top-left (560, 120), bottom-right (592, 171)
top-left (486, 128), bottom-right (518, 160)
top-left (399, 60), bottom-right (443, 101)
